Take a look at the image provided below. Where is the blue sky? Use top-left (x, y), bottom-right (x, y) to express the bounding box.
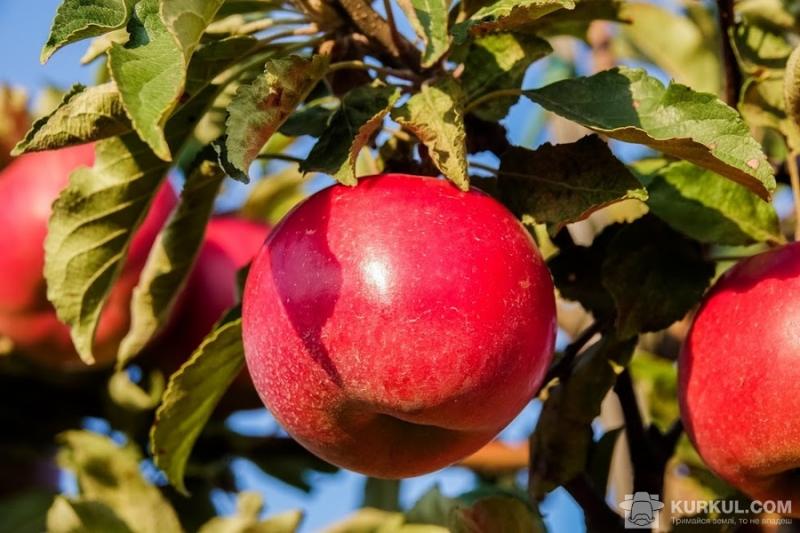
top-left (0, 1), bottom-right (587, 530)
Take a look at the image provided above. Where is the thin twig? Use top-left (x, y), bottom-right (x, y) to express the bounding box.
top-left (539, 320), bottom-right (606, 392)
top-left (717, 0), bottom-right (742, 106)
top-left (464, 88), bottom-right (525, 115)
top-left (468, 160), bottom-right (498, 175)
top-left (256, 153), bottom-right (305, 164)
top-left (788, 151), bottom-right (800, 241)
top-left (328, 60), bottom-right (420, 82)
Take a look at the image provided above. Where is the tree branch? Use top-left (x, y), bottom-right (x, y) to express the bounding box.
top-left (565, 474), bottom-right (626, 533)
top-left (717, 0), bottom-right (742, 106)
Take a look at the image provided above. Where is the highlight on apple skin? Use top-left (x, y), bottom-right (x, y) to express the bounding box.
top-left (0, 144), bottom-right (177, 370)
top-left (242, 174), bottom-right (557, 478)
top-left (680, 242), bottom-right (800, 515)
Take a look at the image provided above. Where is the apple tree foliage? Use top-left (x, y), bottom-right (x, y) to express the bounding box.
top-left (1, 0), bottom-right (798, 531)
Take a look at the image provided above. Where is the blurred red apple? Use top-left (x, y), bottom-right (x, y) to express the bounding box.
top-left (680, 243), bottom-right (800, 514)
top-left (242, 174), bottom-right (557, 478)
top-left (0, 144), bottom-right (176, 370)
top-left (146, 215), bottom-right (269, 407)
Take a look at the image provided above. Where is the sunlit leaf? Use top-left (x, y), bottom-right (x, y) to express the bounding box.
top-left (198, 492), bottom-right (302, 533)
top-left (524, 67), bottom-right (776, 199)
top-left (638, 160), bottom-right (783, 245)
top-left (394, 77), bottom-right (469, 190)
top-left (47, 497), bottom-right (133, 533)
top-left (150, 312), bottom-right (245, 495)
top-left (221, 55), bottom-right (329, 182)
top-left (398, 0), bottom-right (451, 67)
top-left (41, 0), bottom-right (135, 63)
top-left (109, 0), bottom-right (225, 160)
top-left (57, 431), bottom-right (181, 533)
top-left (452, 0), bottom-right (575, 42)
top-left (118, 158), bottom-right (224, 365)
top-left (13, 83), bottom-right (130, 155)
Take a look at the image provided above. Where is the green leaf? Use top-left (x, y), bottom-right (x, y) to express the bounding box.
top-left (279, 106), bottom-right (335, 137)
top-left (452, 0), bottom-right (575, 43)
top-left (393, 77), bottom-right (469, 190)
top-left (118, 158), bottom-right (225, 366)
top-left (398, 0), bottom-right (451, 67)
top-left (530, 334), bottom-right (636, 499)
top-left (406, 487), bottom-right (461, 527)
top-left (451, 497), bottom-right (542, 533)
top-left (302, 82), bottom-right (401, 186)
top-left (47, 497), bottom-right (133, 533)
top-left (461, 33), bottom-right (551, 121)
top-left (107, 368), bottom-right (165, 411)
top-left (150, 312), bottom-right (245, 495)
top-left (784, 45), bottom-right (800, 145)
top-left (198, 492), bottom-right (302, 533)
top-left (739, 76), bottom-right (800, 150)
top-left (497, 135), bottom-right (647, 231)
top-left (524, 67), bottom-right (776, 199)
top-left (41, 0), bottom-right (135, 63)
top-left (617, 3), bottom-right (721, 94)
top-left (524, 0), bottom-right (624, 40)
top-left (628, 350), bottom-right (679, 433)
top-left (12, 83), bottom-right (130, 155)
top-left (57, 431), bottom-right (182, 533)
top-left (547, 225), bottom-right (619, 320)
top-left (731, 21), bottom-right (792, 76)
top-left (221, 55), bottom-right (329, 182)
top-left (109, 0), bottom-right (225, 160)
top-left (639, 160), bottom-right (783, 245)
top-left (601, 215), bottom-right (715, 338)
top-left (44, 78), bottom-right (220, 364)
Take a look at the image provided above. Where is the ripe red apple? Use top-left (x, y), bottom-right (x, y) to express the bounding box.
top-left (242, 174), bottom-right (557, 478)
top-left (0, 144), bottom-right (176, 370)
top-left (680, 242), bottom-right (800, 512)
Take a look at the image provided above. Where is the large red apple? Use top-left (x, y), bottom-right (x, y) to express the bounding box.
top-left (242, 174), bottom-right (557, 478)
top-left (0, 144), bottom-right (176, 370)
top-left (680, 243), bottom-right (800, 512)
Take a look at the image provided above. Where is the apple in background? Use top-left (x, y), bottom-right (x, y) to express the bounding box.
top-left (0, 144), bottom-right (177, 370)
top-left (680, 243), bottom-right (800, 514)
top-left (242, 174), bottom-right (557, 478)
top-left (147, 215), bottom-right (269, 407)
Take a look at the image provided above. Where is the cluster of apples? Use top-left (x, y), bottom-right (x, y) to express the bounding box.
top-left (4, 144), bottom-right (798, 515)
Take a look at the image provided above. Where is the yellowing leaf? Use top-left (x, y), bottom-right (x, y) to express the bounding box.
top-left (394, 77), bottom-right (469, 190)
top-left (13, 83), bottom-right (131, 155)
top-left (221, 55), bottom-right (329, 182)
top-left (452, 0), bottom-right (575, 42)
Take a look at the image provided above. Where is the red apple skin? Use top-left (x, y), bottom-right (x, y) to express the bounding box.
top-left (680, 243), bottom-right (800, 513)
top-left (0, 144), bottom-right (177, 370)
top-left (242, 174), bottom-right (557, 478)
